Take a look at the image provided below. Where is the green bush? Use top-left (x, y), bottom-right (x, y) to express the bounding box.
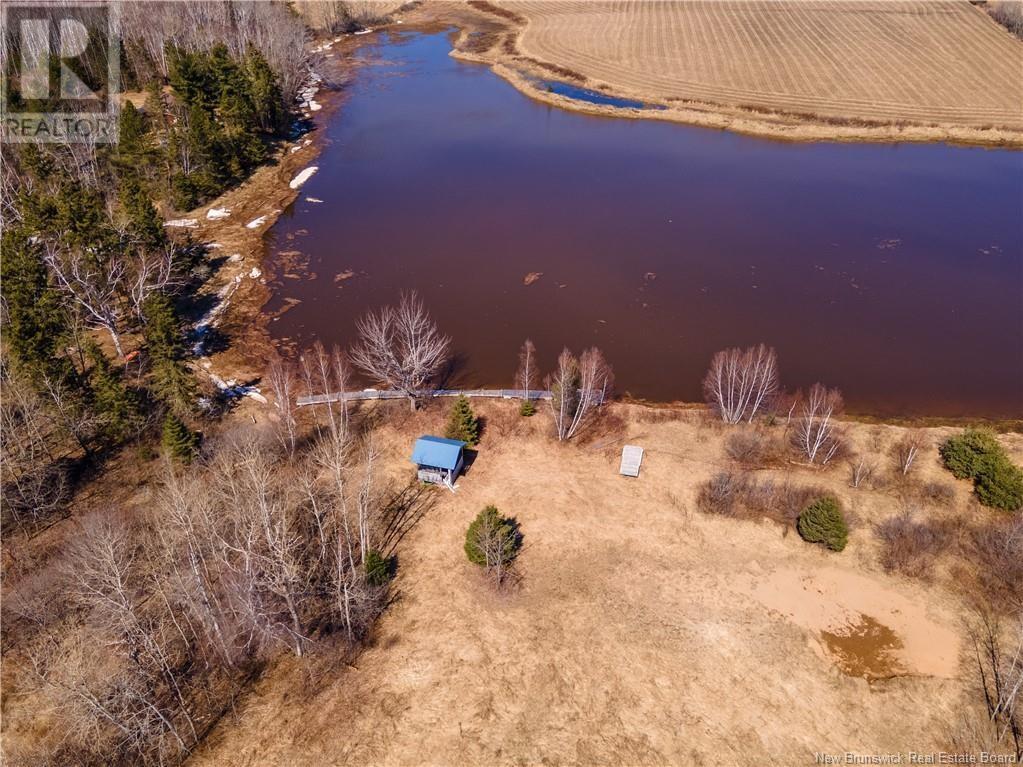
top-left (445, 395), bottom-right (480, 446)
top-left (939, 429), bottom-right (1022, 511)
top-left (797, 497), bottom-right (848, 552)
top-left (519, 399), bottom-right (536, 417)
top-left (464, 505), bottom-right (521, 567)
top-left (364, 549), bottom-right (392, 587)
top-left (939, 429), bottom-right (1003, 480)
top-left (975, 456), bottom-right (1023, 512)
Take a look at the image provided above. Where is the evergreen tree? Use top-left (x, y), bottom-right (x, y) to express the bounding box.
top-left (167, 46), bottom-right (217, 111)
top-left (464, 505), bottom-right (521, 567)
top-left (244, 45), bottom-right (287, 134)
top-left (143, 293), bottom-right (197, 416)
top-left (119, 172), bottom-right (166, 248)
top-left (797, 497), bottom-right (848, 552)
top-left (164, 43), bottom-right (286, 207)
top-left (161, 412), bottom-right (198, 463)
top-left (445, 395), bottom-right (480, 446)
top-left (117, 100), bottom-right (149, 159)
top-left (0, 226), bottom-right (75, 385)
top-left (54, 182), bottom-right (114, 252)
top-left (519, 399), bottom-right (536, 417)
top-left (86, 342), bottom-right (144, 443)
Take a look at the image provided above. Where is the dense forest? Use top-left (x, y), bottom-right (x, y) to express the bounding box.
top-left (1, 0), bottom-right (316, 507)
top-left (0, 3), bottom-right (404, 764)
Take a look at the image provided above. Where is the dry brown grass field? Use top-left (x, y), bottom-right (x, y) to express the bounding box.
top-left (455, 0), bottom-right (1023, 140)
top-left (186, 401), bottom-right (1022, 766)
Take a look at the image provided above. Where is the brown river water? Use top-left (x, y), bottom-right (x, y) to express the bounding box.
top-left (264, 29), bottom-right (1023, 418)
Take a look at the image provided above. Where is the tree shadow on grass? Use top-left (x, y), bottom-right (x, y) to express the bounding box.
top-left (378, 480), bottom-right (439, 555)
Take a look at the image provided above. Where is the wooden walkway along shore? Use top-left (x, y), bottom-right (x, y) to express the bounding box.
top-left (297, 389), bottom-right (553, 407)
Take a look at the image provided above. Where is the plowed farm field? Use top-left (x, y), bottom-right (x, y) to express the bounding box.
top-left (500, 0), bottom-right (1023, 130)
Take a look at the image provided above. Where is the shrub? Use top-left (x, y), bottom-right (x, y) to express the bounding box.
top-left (697, 472), bottom-right (752, 517)
top-left (445, 395), bottom-right (480, 446)
top-left (847, 454), bottom-right (876, 489)
top-left (797, 497), bottom-right (848, 552)
top-left (161, 413), bottom-right (198, 463)
top-left (364, 549), bottom-right (392, 587)
top-left (519, 399), bottom-right (536, 417)
top-left (917, 480), bottom-right (956, 507)
top-left (939, 429), bottom-right (1022, 511)
top-left (696, 471), bottom-right (826, 526)
top-left (464, 505), bottom-right (521, 568)
top-left (975, 456), bottom-right (1023, 512)
top-left (939, 429), bottom-right (1002, 480)
top-left (874, 512), bottom-right (946, 578)
top-left (971, 516), bottom-right (1023, 609)
top-left (725, 431), bottom-right (777, 466)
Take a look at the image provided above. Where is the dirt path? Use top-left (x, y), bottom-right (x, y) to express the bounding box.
top-left (192, 406), bottom-right (977, 766)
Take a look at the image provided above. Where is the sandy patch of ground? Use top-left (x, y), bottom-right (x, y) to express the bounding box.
top-left (748, 566), bottom-right (961, 679)
top-left (441, 0), bottom-right (1023, 146)
top-left (191, 405), bottom-right (989, 766)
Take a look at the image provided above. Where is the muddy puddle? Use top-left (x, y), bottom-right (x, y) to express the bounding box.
top-left (820, 614), bottom-right (905, 680)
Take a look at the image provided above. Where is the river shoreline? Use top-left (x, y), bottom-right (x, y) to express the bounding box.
top-left (440, 2), bottom-right (1023, 149)
top-left (187, 12), bottom-right (1020, 428)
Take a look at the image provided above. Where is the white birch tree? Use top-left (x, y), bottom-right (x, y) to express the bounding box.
top-left (703, 344), bottom-right (779, 424)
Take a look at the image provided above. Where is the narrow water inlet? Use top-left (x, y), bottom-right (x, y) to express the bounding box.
top-left (532, 77), bottom-right (667, 111)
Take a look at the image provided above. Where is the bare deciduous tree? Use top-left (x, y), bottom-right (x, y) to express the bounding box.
top-left (703, 344), bottom-right (779, 424)
top-left (893, 429), bottom-right (928, 477)
top-left (792, 383), bottom-right (844, 465)
top-left (62, 512), bottom-right (198, 762)
top-left (44, 243), bottom-right (128, 358)
top-left (266, 354), bottom-right (300, 458)
top-left (848, 454), bottom-right (876, 489)
top-left (515, 338), bottom-right (538, 400)
top-left (350, 293), bottom-right (450, 411)
top-left (965, 607), bottom-right (1023, 760)
top-left (300, 341), bottom-right (350, 441)
top-left (547, 347), bottom-right (613, 441)
top-left (43, 241), bottom-right (177, 360)
top-left (0, 362), bottom-right (69, 531)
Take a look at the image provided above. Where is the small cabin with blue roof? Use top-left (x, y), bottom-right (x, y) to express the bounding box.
top-left (411, 435), bottom-right (466, 487)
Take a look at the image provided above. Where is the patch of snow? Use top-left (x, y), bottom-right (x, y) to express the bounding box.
top-left (289, 167), bottom-right (319, 189)
top-left (164, 218), bottom-right (198, 228)
top-left (206, 207), bottom-right (231, 220)
top-left (191, 276), bottom-right (241, 355)
top-left (308, 100), bottom-right (322, 112)
top-left (207, 372), bottom-right (267, 404)
top-left (249, 267), bottom-right (262, 279)
top-left (305, 197), bottom-right (324, 204)
top-left (246, 215), bottom-right (268, 229)
top-left (354, 28), bottom-right (373, 35)
top-left (207, 242), bottom-right (223, 249)
top-left (228, 253), bottom-right (243, 262)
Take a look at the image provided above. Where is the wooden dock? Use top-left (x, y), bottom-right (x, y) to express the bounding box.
top-left (297, 389), bottom-right (553, 407)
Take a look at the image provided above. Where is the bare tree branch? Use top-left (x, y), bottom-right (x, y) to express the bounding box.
top-left (350, 292), bottom-right (450, 411)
